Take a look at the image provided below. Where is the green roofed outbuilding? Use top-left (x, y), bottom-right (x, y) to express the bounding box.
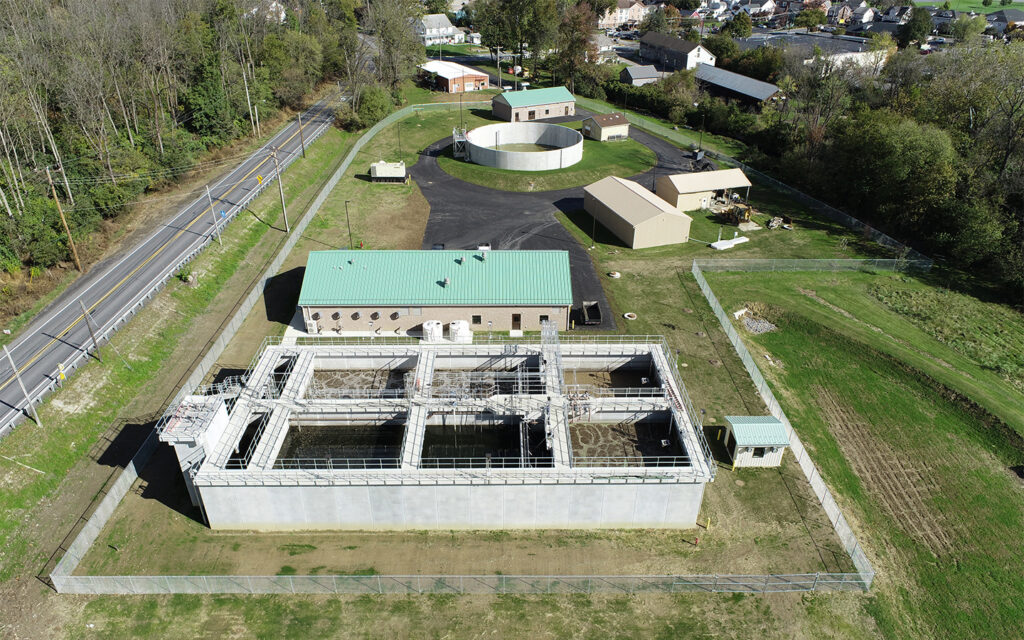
top-left (298, 250), bottom-right (573, 335)
top-left (723, 416), bottom-right (790, 468)
top-left (492, 87), bottom-right (576, 122)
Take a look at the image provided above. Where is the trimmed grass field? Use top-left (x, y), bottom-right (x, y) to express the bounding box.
top-left (704, 270), bottom-right (1024, 639)
top-left (914, 0), bottom-right (1014, 13)
top-left (437, 121), bottom-right (657, 192)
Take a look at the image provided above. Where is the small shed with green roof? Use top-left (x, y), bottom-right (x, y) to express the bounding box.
top-left (723, 416), bottom-right (789, 468)
top-left (298, 250), bottom-right (573, 335)
top-left (492, 86), bottom-right (576, 122)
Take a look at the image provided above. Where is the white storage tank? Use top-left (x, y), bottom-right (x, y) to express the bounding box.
top-left (449, 320), bottom-right (472, 343)
top-left (423, 320), bottom-right (444, 342)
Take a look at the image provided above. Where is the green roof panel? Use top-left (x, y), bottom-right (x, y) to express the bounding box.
top-left (298, 250), bottom-right (573, 307)
top-left (725, 416), bottom-right (790, 447)
top-left (496, 86), bottom-right (575, 109)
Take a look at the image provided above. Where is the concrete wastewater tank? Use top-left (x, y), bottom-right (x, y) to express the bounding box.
top-left (464, 122), bottom-right (583, 171)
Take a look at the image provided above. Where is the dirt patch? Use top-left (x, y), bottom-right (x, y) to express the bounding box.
top-left (814, 386), bottom-right (953, 555)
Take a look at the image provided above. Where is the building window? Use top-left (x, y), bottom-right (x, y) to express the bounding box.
top-left (752, 447), bottom-right (766, 458)
top-left (539, 315), bottom-right (549, 323)
top-left (472, 315), bottom-right (482, 325)
top-left (411, 308), bottom-right (422, 316)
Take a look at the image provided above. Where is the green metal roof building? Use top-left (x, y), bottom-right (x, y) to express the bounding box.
top-left (298, 250), bottom-right (574, 334)
top-left (723, 416), bottom-right (790, 468)
top-left (492, 87), bottom-right (576, 122)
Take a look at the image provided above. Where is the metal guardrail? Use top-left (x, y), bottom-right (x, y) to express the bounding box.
top-left (690, 260), bottom-right (875, 589)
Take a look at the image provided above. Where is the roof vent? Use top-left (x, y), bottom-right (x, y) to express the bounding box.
top-left (481, 250), bottom-right (487, 261)
top-left (443, 277), bottom-right (450, 287)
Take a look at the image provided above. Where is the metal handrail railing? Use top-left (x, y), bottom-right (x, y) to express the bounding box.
top-left (419, 456), bottom-right (555, 469)
top-left (272, 457), bottom-right (401, 470)
top-left (572, 455), bottom-right (692, 468)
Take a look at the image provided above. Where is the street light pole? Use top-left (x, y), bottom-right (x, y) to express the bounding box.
top-left (270, 148), bottom-right (289, 232)
top-left (344, 200), bottom-right (354, 250)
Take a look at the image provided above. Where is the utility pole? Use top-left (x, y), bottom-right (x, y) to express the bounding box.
top-left (344, 200), bottom-right (354, 250)
top-left (297, 112), bottom-right (306, 158)
top-left (46, 167), bottom-right (83, 273)
top-left (497, 46), bottom-right (502, 90)
top-left (4, 345), bottom-right (40, 426)
top-left (270, 148), bottom-right (289, 232)
top-left (79, 300), bottom-right (102, 363)
top-left (205, 185), bottom-right (222, 245)
top-left (397, 121), bottom-right (402, 157)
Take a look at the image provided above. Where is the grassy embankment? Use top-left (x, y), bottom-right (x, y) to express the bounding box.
top-left (704, 270), bottom-right (1024, 639)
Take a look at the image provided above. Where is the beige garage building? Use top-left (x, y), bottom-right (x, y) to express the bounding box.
top-left (581, 112), bottom-right (630, 141)
top-left (298, 249), bottom-right (573, 334)
top-left (656, 168), bottom-right (751, 212)
top-left (583, 176), bottom-right (692, 249)
top-left (491, 86), bottom-right (575, 122)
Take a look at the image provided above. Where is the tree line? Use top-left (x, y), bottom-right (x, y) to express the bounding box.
top-left (589, 35), bottom-right (1024, 298)
top-left (0, 0), bottom-right (364, 277)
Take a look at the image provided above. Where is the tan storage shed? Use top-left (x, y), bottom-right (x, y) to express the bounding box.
top-left (581, 112), bottom-right (630, 141)
top-left (583, 176), bottom-right (692, 249)
top-left (491, 87), bottom-right (575, 122)
top-left (656, 168), bottom-right (752, 212)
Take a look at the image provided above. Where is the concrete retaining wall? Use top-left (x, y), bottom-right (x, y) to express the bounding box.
top-left (197, 481), bottom-right (706, 529)
top-left (466, 123), bottom-right (583, 171)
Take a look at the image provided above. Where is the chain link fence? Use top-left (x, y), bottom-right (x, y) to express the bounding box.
top-left (52, 571), bottom-right (869, 595)
top-left (690, 260), bottom-right (875, 588)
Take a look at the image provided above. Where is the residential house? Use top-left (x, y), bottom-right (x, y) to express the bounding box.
top-left (599, 0), bottom-right (650, 29)
top-left (987, 8), bottom-right (1024, 33)
top-left (414, 14), bottom-right (465, 46)
top-left (639, 32), bottom-right (717, 70)
top-left (851, 6), bottom-right (875, 23)
top-left (738, 0), bottom-right (777, 16)
top-left (827, 0), bottom-right (865, 24)
top-left (881, 5), bottom-right (912, 23)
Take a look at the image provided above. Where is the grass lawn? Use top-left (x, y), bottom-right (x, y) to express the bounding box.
top-left (437, 121), bottom-right (656, 192)
top-left (914, 0), bottom-right (1013, 13)
top-left (423, 43), bottom-right (489, 57)
top-left (703, 270), bottom-right (1024, 639)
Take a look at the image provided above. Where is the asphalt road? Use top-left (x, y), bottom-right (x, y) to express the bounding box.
top-left (411, 108), bottom-right (695, 332)
top-left (0, 95), bottom-right (338, 437)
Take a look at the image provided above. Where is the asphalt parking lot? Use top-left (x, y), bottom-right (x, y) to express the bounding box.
top-left (409, 109), bottom-right (699, 332)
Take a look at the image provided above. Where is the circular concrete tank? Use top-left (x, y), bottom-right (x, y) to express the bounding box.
top-left (465, 122), bottom-right (583, 171)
